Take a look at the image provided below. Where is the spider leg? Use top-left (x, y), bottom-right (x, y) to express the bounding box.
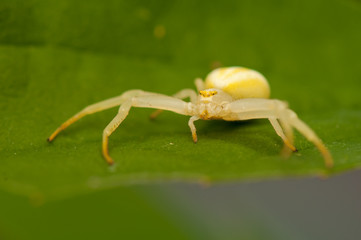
top-left (102, 99), bottom-right (133, 164)
top-left (268, 117), bottom-right (297, 152)
top-left (188, 116), bottom-right (200, 143)
top-left (278, 117), bottom-right (295, 157)
top-left (284, 109), bottom-right (333, 168)
top-left (48, 90), bottom-right (157, 142)
top-left (228, 99), bottom-right (333, 167)
top-left (195, 78), bottom-right (205, 91)
top-left (103, 94), bottom-right (190, 164)
top-left (150, 89), bottom-right (197, 119)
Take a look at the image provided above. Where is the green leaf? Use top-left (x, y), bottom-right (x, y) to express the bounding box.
top-left (1, 0), bottom-right (361, 200)
top-left (0, 187), bottom-right (191, 240)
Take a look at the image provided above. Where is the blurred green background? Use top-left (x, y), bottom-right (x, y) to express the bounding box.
top-left (0, 0), bottom-right (360, 239)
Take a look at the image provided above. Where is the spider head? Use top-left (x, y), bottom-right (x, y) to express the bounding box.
top-left (199, 89), bottom-right (233, 104)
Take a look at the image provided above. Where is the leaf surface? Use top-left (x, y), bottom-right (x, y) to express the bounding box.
top-left (0, 0), bottom-right (360, 200)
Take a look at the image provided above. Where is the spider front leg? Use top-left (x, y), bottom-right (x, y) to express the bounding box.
top-left (188, 116), bottom-right (200, 143)
top-left (48, 90), bottom-right (146, 142)
top-left (149, 77), bottom-right (204, 120)
top-left (195, 78), bottom-right (205, 91)
top-left (103, 94), bottom-right (190, 164)
top-left (269, 117), bottom-right (297, 152)
top-left (278, 117), bottom-right (296, 157)
top-left (228, 99), bottom-right (296, 153)
top-left (150, 88), bottom-right (197, 119)
top-left (102, 99), bottom-right (133, 164)
top-left (268, 104), bottom-right (296, 156)
top-left (284, 109), bottom-right (333, 167)
top-left (228, 99), bottom-right (333, 167)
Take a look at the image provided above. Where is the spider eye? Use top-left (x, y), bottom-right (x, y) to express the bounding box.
top-left (199, 90), bottom-right (217, 97)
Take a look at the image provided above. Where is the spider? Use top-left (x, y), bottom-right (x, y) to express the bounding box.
top-left (48, 66), bottom-right (333, 167)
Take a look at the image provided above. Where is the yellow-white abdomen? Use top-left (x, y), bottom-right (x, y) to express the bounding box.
top-left (205, 67), bottom-right (270, 99)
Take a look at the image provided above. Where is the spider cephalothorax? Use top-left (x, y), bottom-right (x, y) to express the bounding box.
top-left (48, 66), bottom-right (333, 167)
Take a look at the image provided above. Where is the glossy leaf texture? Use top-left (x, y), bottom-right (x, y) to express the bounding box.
top-left (0, 0), bottom-right (360, 200)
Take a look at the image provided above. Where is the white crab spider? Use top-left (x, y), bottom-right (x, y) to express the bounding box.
top-left (48, 66), bottom-right (333, 167)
